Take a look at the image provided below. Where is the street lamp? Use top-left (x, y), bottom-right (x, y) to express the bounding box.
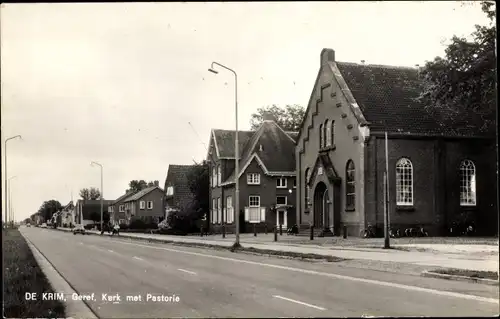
top-left (8, 176), bottom-right (17, 224)
top-left (4, 135), bottom-right (21, 225)
top-left (208, 61), bottom-right (240, 247)
top-left (90, 161), bottom-right (104, 232)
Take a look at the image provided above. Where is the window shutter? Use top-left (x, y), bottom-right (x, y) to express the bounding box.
top-left (244, 207), bottom-right (249, 221)
top-left (260, 207), bottom-right (266, 222)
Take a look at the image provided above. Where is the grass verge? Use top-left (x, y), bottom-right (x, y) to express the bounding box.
top-left (431, 268), bottom-right (499, 280)
top-left (3, 229), bottom-right (66, 318)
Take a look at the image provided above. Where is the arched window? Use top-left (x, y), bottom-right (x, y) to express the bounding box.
top-left (212, 166), bottom-right (216, 187)
top-left (396, 158), bottom-right (413, 206)
top-left (325, 120), bottom-right (331, 146)
top-left (331, 121), bottom-right (335, 145)
top-left (345, 160), bottom-right (355, 210)
top-left (460, 160), bottom-right (476, 206)
top-left (305, 168), bottom-right (310, 206)
top-left (319, 124), bottom-right (323, 148)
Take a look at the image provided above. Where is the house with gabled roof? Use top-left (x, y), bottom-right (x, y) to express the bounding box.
top-left (296, 48), bottom-right (497, 237)
top-left (122, 183), bottom-right (165, 224)
top-left (109, 190), bottom-right (138, 225)
top-left (207, 115), bottom-right (298, 233)
top-left (164, 164), bottom-right (196, 215)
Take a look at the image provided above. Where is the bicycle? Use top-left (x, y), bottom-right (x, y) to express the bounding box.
top-left (360, 224), bottom-right (376, 238)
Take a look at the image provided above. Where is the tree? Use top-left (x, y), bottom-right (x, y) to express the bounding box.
top-left (37, 200), bottom-right (63, 222)
top-left (418, 1), bottom-right (496, 130)
top-left (128, 180), bottom-right (148, 193)
top-left (185, 161), bottom-right (209, 221)
top-left (79, 187), bottom-right (101, 200)
top-left (250, 104), bottom-right (305, 131)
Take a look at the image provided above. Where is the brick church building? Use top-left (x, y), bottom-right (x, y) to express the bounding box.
top-left (295, 48), bottom-right (497, 237)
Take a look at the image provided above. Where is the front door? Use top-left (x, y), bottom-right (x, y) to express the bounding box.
top-left (276, 209), bottom-right (287, 229)
top-left (313, 182), bottom-right (327, 229)
top-left (323, 189), bottom-right (330, 229)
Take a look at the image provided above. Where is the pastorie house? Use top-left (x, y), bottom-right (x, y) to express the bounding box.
top-left (207, 117), bottom-right (299, 233)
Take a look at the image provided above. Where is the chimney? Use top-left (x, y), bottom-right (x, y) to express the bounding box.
top-left (320, 48), bottom-right (335, 66)
top-left (262, 112), bottom-right (276, 122)
top-left (154, 180), bottom-right (159, 187)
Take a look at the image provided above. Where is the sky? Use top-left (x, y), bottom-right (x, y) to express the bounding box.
top-left (0, 1), bottom-right (491, 221)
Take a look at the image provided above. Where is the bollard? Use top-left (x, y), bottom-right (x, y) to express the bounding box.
top-left (343, 225), bottom-right (347, 239)
top-left (274, 226), bottom-right (278, 242)
top-left (222, 224), bottom-right (225, 238)
top-left (254, 224), bottom-right (257, 236)
top-left (310, 225), bottom-right (314, 240)
top-left (264, 223), bottom-right (268, 235)
top-left (200, 226), bottom-right (203, 237)
top-left (279, 224), bottom-right (283, 236)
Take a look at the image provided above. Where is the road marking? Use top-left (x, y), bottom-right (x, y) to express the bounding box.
top-left (109, 240), bottom-right (499, 304)
top-left (108, 249), bottom-right (114, 253)
top-left (79, 242), bottom-right (83, 245)
top-left (178, 268), bottom-right (197, 275)
top-left (133, 256), bottom-right (143, 261)
top-left (273, 295), bottom-right (325, 311)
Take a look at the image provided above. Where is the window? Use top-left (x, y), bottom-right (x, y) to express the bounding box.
top-left (276, 177), bottom-right (287, 188)
top-left (212, 198), bottom-right (218, 223)
top-left (331, 121), bottom-right (335, 145)
top-left (276, 196), bottom-right (287, 206)
top-left (217, 165), bottom-right (221, 186)
top-left (319, 124), bottom-right (323, 148)
top-left (460, 160), bottom-right (476, 206)
top-left (217, 197), bottom-right (221, 224)
top-left (325, 119), bottom-right (330, 146)
top-left (140, 201), bottom-right (146, 209)
top-left (212, 166), bottom-right (216, 188)
top-left (147, 201), bottom-right (153, 209)
top-left (249, 196), bottom-right (260, 207)
top-left (396, 158), bottom-right (414, 206)
top-left (247, 173), bottom-right (260, 185)
top-left (304, 168), bottom-right (310, 205)
top-left (346, 160), bottom-right (355, 210)
top-left (247, 196), bottom-right (262, 223)
top-left (226, 196), bottom-right (233, 224)
top-left (166, 186), bottom-right (174, 196)
top-left (119, 205), bottom-right (124, 212)
top-left (293, 178), bottom-right (296, 188)
top-left (119, 219), bottom-right (126, 224)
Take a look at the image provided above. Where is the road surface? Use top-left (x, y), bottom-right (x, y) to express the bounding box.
top-left (21, 227), bottom-right (499, 318)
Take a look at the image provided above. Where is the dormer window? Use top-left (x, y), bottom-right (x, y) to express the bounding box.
top-left (259, 144), bottom-right (263, 151)
top-left (276, 177), bottom-right (287, 188)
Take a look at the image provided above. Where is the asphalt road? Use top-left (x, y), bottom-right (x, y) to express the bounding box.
top-left (21, 227), bottom-right (499, 318)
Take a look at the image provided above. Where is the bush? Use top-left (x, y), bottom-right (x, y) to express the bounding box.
top-left (119, 223), bottom-right (129, 230)
top-left (129, 219), bottom-right (146, 230)
top-left (4, 229), bottom-right (66, 318)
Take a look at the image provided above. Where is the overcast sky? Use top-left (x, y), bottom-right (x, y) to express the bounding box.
top-left (1, 1), bottom-right (490, 221)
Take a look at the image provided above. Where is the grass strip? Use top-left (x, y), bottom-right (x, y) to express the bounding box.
top-left (3, 229), bottom-right (66, 318)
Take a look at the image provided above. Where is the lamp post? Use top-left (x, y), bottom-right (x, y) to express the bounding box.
top-left (208, 62), bottom-right (240, 247)
top-left (8, 176), bottom-right (17, 224)
top-left (91, 161), bottom-right (104, 232)
top-left (4, 135), bottom-right (21, 225)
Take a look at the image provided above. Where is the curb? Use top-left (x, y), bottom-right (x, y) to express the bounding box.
top-left (421, 270), bottom-right (499, 286)
top-left (54, 228), bottom-right (346, 262)
top-left (21, 231), bottom-right (99, 319)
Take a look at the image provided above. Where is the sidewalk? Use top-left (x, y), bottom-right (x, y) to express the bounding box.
top-left (57, 228), bottom-right (499, 272)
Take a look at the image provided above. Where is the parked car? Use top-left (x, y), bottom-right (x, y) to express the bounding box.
top-left (73, 224), bottom-right (86, 235)
top-left (41, 223), bottom-right (47, 228)
top-left (26, 223), bottom-right (31, 227)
